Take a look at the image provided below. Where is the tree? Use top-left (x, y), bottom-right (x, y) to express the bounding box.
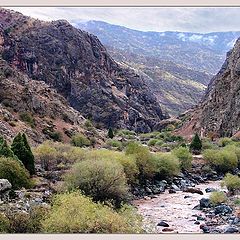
top-left (189, 133), bottom-right (202, 154)
top-left (108, 128), bottom-right (114, 139)
top-left (11, 133), bottom-right (35, 175)
top-left (0, 138), bottom-right (15, 158)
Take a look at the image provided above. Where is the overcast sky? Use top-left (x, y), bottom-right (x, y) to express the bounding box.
top-left (6, 7), bottom-right (240, 33)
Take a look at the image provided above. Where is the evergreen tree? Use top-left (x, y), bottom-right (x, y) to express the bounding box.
top-left (11, 133), bottom-right (35, 175)
top-left (189, 133), bottom-right (202, 153)
top-left (108, 128), bottom-right (114, 139)
top-left (0, 139), bottom-right (15, 158)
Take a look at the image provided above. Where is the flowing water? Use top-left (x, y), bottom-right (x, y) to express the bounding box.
top-left (133, 181), bottom-right (227, 233)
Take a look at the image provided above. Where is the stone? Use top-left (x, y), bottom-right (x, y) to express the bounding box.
top-left (169, 189), bottom-right (176, 194)
top-left (162, 228), bottom-right (174, 232)
top-left (199, 198), bottom-right (211, 209)
top-left (0, 179), bottom-right (12, 192)
top-left (214, 204), bottom-right (233, 215)
top-left (194, 221), bottom-right (200, 225)
top-left (205, 188), bottom-right (216, 193)
top-left (157, 221), bottom-right (169, 227)
top-left (224, 226), bottom-right (239, 233)
top-left (200, 224), bottom-right (210, 233)
top-left (184, 188), bottom-right (203, 195)
top-left (145, 187), bottom-right (152, 194)
top-left (171, 184), bottom-right (180, 191)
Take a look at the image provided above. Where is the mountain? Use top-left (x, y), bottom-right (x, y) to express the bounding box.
top-left (176, 38), bottom-right (240, 138)
top-left (73, 20), bottom-right (240, 115)
top-left (0, 8), bottom-right (167, 136)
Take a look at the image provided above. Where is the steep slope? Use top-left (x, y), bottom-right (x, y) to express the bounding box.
top-left (176, 38), bottom-right (240, 138)
top-left (74, 20), bottom-right (240, 115)
top-left (0, 8), bottom-right (167, 133)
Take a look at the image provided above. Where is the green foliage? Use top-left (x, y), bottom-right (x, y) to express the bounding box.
top-left (203, 149), bottom-right (238, 173)
top-left (209, 191), bottom-right (227, 206)
top-left (0, 157), bottom-right (31, 189)
top-left (42, 128), bottom-right (62, 142)
top-left (106, 140), bottom-right (123, 150)
top-left (126, 142), bottom-right (156, 181)
top-left (202, 139), bottom-right (218, 150)
top-left (80, 149), bottom-right (139, 185)
top-left (108, 128), bottom-right (114, 139)
top-left (71, 133), bottom-right (91, 147)
top-left (218, 137), bottom-right (233, 147)
top-left (147, 139), bottom-right (158, 146)
top-left (189, 133), bottom-right (202, 153)
top-left (19, 112), bottom-right (35, 128)
top-left (118, 130), bottom-right (136, 137)
top-left (172, 147), bottom-right (192, 170)
top-left (0, 213), bottom-right (10, 233)
top-left (154, 153), bottom-right (180, 179)
top-left (234, 198), bottom-right (240, 205)
top-left (0, 137), bottom-right (15, 158)
top-left (42, 192), bottom-right (143, 233)
top-left (221, 173), bottom-right (240, 194)
top-left (7, 206), bottom-right (49, 233)
top-left (11, 133), bottom-right (35, 175)
top-left (65, 158), bottom-right (129, 204)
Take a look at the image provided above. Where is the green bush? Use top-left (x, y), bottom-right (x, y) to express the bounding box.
top-left (154, 153), bottom-right (180, 179)
top-left (126, 142), bottom-right (157, 181)
top-left (202, 139), bottom-right (218, 150)
top-left (218, 137), bottom-right (233, 147)
top-left (0, 213), bottom-right (10, 233)
top-left (189, 133), bottom-right (202, 153)
top-left (0, 136), bottom-right (16, 159)
top-left (71, 133), bottom-right (91, 147)
top-left (82, 149), bottom-right (138, 185)
top-left (234, 198), bottom-right (240, 205)
top-left (65, 158), bottom-right (129, 204)
top-left (19, 112), bottom-right (35, 128)
top-left (42, 192), bottom-right (143, 233)
top-left (209, 191), bottom-right (227, 206)
top-left (147, 139), bottom-right (158, 146)
top-left (221, 173), bottom-right (240, 195)
top-left (155, 140), bottom-right (164, 147)
top-left (0, 157), bottom-right (31, 189)
top-left (224, 145), bottom-right (240, 167)
top-left (106, 140), bottom-right (123, 150)
top-left (203, 149), bottom-right (238, 173)
top-left (172, 147), bottom-right (192, 170)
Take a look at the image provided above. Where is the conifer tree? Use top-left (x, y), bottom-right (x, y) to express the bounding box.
top-left (0, 138), bottom-right (15, 158)
top-left (11, 133), bottom-right (35, 175)
top-left (189, 133), bottom-right (202, 153)
top-left (108, 128), bottom-right (114, 139)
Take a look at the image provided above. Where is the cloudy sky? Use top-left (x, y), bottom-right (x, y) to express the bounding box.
top-left (6, 7), bottom-right (240, 33)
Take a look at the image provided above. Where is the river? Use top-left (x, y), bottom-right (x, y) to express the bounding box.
top-left (133, 180), bottom-right (228, 233)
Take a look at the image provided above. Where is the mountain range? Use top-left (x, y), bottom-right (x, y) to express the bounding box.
top-left (74, 20), bottom-right (240, 115)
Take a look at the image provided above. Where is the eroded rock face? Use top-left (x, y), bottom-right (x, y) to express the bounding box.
top-left (0, 8), bottom-right (167, 133)
top-left (177, 38), bottom-right (240, 138)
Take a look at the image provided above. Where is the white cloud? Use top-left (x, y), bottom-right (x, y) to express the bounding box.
top-left (5, 7), bottom-right (240, 33)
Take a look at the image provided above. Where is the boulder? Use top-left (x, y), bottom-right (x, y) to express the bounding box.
top-left (199, 198), bottom-right (212, 209)
top-left (157, 221), bottom-right (169, 227)
top-left (184, 187), bottom-right (203, 195)
top-left (214, 204), bottom-right (233, 215)
top-left (0, 179), bottom-right (12, 192)
top-left (224, 226), bottom-right (239, 233)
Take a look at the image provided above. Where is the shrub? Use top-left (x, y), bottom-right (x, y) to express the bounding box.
top-left (147, 139), bottom-right (158, 147)
top-left (71, 133), bottom-right (91, 147)
top-left (106, 140), bottom-right (123, 150)
top-left (189, 133), bottom-right (202, 153)
top-left (0, 157), bottom-right (31, 189)
top-left (42, 128), bottom-right (62, 142)
top-left (221, 173), bottom-right (240, 195)
top-left (0, 213), bottom-right (10, 233)
top-left (65, 158), bottom-right (129, 205)
top-left (172, 147), bottom-right (192, 170)
top-left (126, 142), bottom-right (156, 181)
top-left (108, 128), bottom-right (114, 139)
top-left (11, 133), bottom-right (35, 175)
top-left (155, 140), bottom-right (164, 147)
top-left (19, 112), bottom-right (35, 128)
top-left (209, 191), bottom-right (227, 206)
top-left (154, 153), bottom-right (180, 179)
top-left (203, 149), bottom-right (238, 173)
top-left (81, 149), bottom-right (138, 185)
top-left (34, 142), bottom-right (58, 171)
top-left (202, 139), bottom-right (218, 150)
top-left (234, 199), bottom-right (240, 205)
top-left (42, 192), bottom-right (143, 233)
top-left (224, 145), bottom-right (240, 167)
top-left (218, 137), bottom-right (233, 147)
top-left (0, 137), bottom-right (16, 159)
top-left (84, 119), bottom-right (94, 131)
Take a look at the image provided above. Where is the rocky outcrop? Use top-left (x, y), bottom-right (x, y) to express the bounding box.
top-left (0, 8), bottom-right (167, 133)
top-left (176, 38), bottom-right (240, 138)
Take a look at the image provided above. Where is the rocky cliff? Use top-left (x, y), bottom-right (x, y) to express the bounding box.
top-left (0, 8), bottom-right (167, 133)
top-left (176, 38), bottom-right (240, 138)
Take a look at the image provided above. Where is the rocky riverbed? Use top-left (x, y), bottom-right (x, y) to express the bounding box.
top-left (133, 181), bottom-right (240, 233)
